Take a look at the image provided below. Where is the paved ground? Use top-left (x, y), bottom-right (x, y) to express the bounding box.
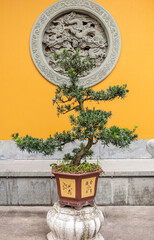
top-left (0, 206), bottom-right (154, 240)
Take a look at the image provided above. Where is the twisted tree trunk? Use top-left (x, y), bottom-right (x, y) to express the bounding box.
top-left (74, 135), bottom-right (93, 166)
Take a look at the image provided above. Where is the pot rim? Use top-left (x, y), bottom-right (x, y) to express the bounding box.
top-left (52, 166), bottom-right (103, 176)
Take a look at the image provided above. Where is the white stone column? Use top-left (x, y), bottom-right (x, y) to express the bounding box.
top-left (47, 201), bottom-right (104, 240)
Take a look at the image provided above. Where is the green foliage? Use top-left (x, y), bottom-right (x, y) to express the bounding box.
top-left (70, 108), bottom-right (112, 138)
top-left (11, 133), bottom-right (56, 155)
top-left (53, 49), bottom-right (94, 83)
top-left (53, 161), bottom-right (100, 174)
top-left (12, 49), bottom-right (138, 169)
top-left (54, 83), bottom-right (129, 116)
top-left (98, 126), bottom-right (138, 147)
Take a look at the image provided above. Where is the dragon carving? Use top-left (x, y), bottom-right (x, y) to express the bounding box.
top-left (42, 12), bottom-right (108, 77)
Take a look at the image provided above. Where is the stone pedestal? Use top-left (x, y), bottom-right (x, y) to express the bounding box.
top-left (47, 201), bottom-right (104, 240)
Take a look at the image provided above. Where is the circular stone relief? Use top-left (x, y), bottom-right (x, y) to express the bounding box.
top-left (43, 11), bottom-right (108, 77)
top-left (30, 0), bottom-right (121, 87)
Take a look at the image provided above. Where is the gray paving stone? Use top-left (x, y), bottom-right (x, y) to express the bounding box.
top-left (0, 206), bottom-right (154, 240)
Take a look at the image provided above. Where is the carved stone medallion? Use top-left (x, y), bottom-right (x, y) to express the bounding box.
top-left (42, 12), bottom-right (108, 77)
top-left (30, 0), bottom-right (121, 87)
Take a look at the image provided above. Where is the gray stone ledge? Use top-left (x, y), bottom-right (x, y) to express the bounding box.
top-left (0, 140), bottom-right (152, 160)
top-left (0, 159), bottom-right (154, 206)
top-left (0, 159), bottom-right (154, 177)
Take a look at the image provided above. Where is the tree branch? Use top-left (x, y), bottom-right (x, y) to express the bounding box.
top-left (74, 135), bottom-right (93, 165)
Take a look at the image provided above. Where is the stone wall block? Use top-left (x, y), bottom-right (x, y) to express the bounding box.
top-left (112, 178), bottom-right (128, 205)
top-left (128, 178), bottom-right (154, 205)
top-left (8, 179), bottom-right (19, 205)
top-left (99, 140), bottom-right (151, 159)
top-left (17, 178), bottom-right (51, 205)
top-left (95, 178), bottom-right (112, 205)
top-left (0, 179), bottom-right (8, 205)
top-left (0, 140), bottom-right (151, 160)
top-left (146, 139), bottom-right (154, 158)
top-left (50, 178), bottom-right (59, 205)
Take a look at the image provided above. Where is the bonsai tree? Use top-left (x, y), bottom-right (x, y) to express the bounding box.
top-left (12, 49), bottom-right (137, 172)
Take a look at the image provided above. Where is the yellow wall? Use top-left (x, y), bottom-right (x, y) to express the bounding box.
top-left (0, 0), bottom-right (154, 140)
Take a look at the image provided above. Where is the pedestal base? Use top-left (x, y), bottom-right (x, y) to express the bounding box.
top-left (47, 201), bottom-right (104, 240)
top-left (47, 232), bottom-right (104, 240)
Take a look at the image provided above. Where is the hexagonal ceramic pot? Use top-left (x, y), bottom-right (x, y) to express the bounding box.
top-left (52, 167), bottom-right (102, 210)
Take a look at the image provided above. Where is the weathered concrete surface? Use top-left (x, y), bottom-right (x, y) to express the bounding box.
top-left (0, 159), bottom-right (154, 177)
top-left (0, 176), bottom-right (154, 206)
top-left (0, 206), bottom-right (154, 240)
top-left (0, 159), bottom-right (154, 206)
top-left (0, 178), bottom-right (59, 206)
top-left (102, 206), bottom-right (154, 240)
top-left (96, 177), bottom-right (154, 206)
top-left (146, 139), bottom-right (154, 158)
top-left (0, 141), bottom-right (99, 160)
top-left (0, 140), bottom-right (152, 160)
